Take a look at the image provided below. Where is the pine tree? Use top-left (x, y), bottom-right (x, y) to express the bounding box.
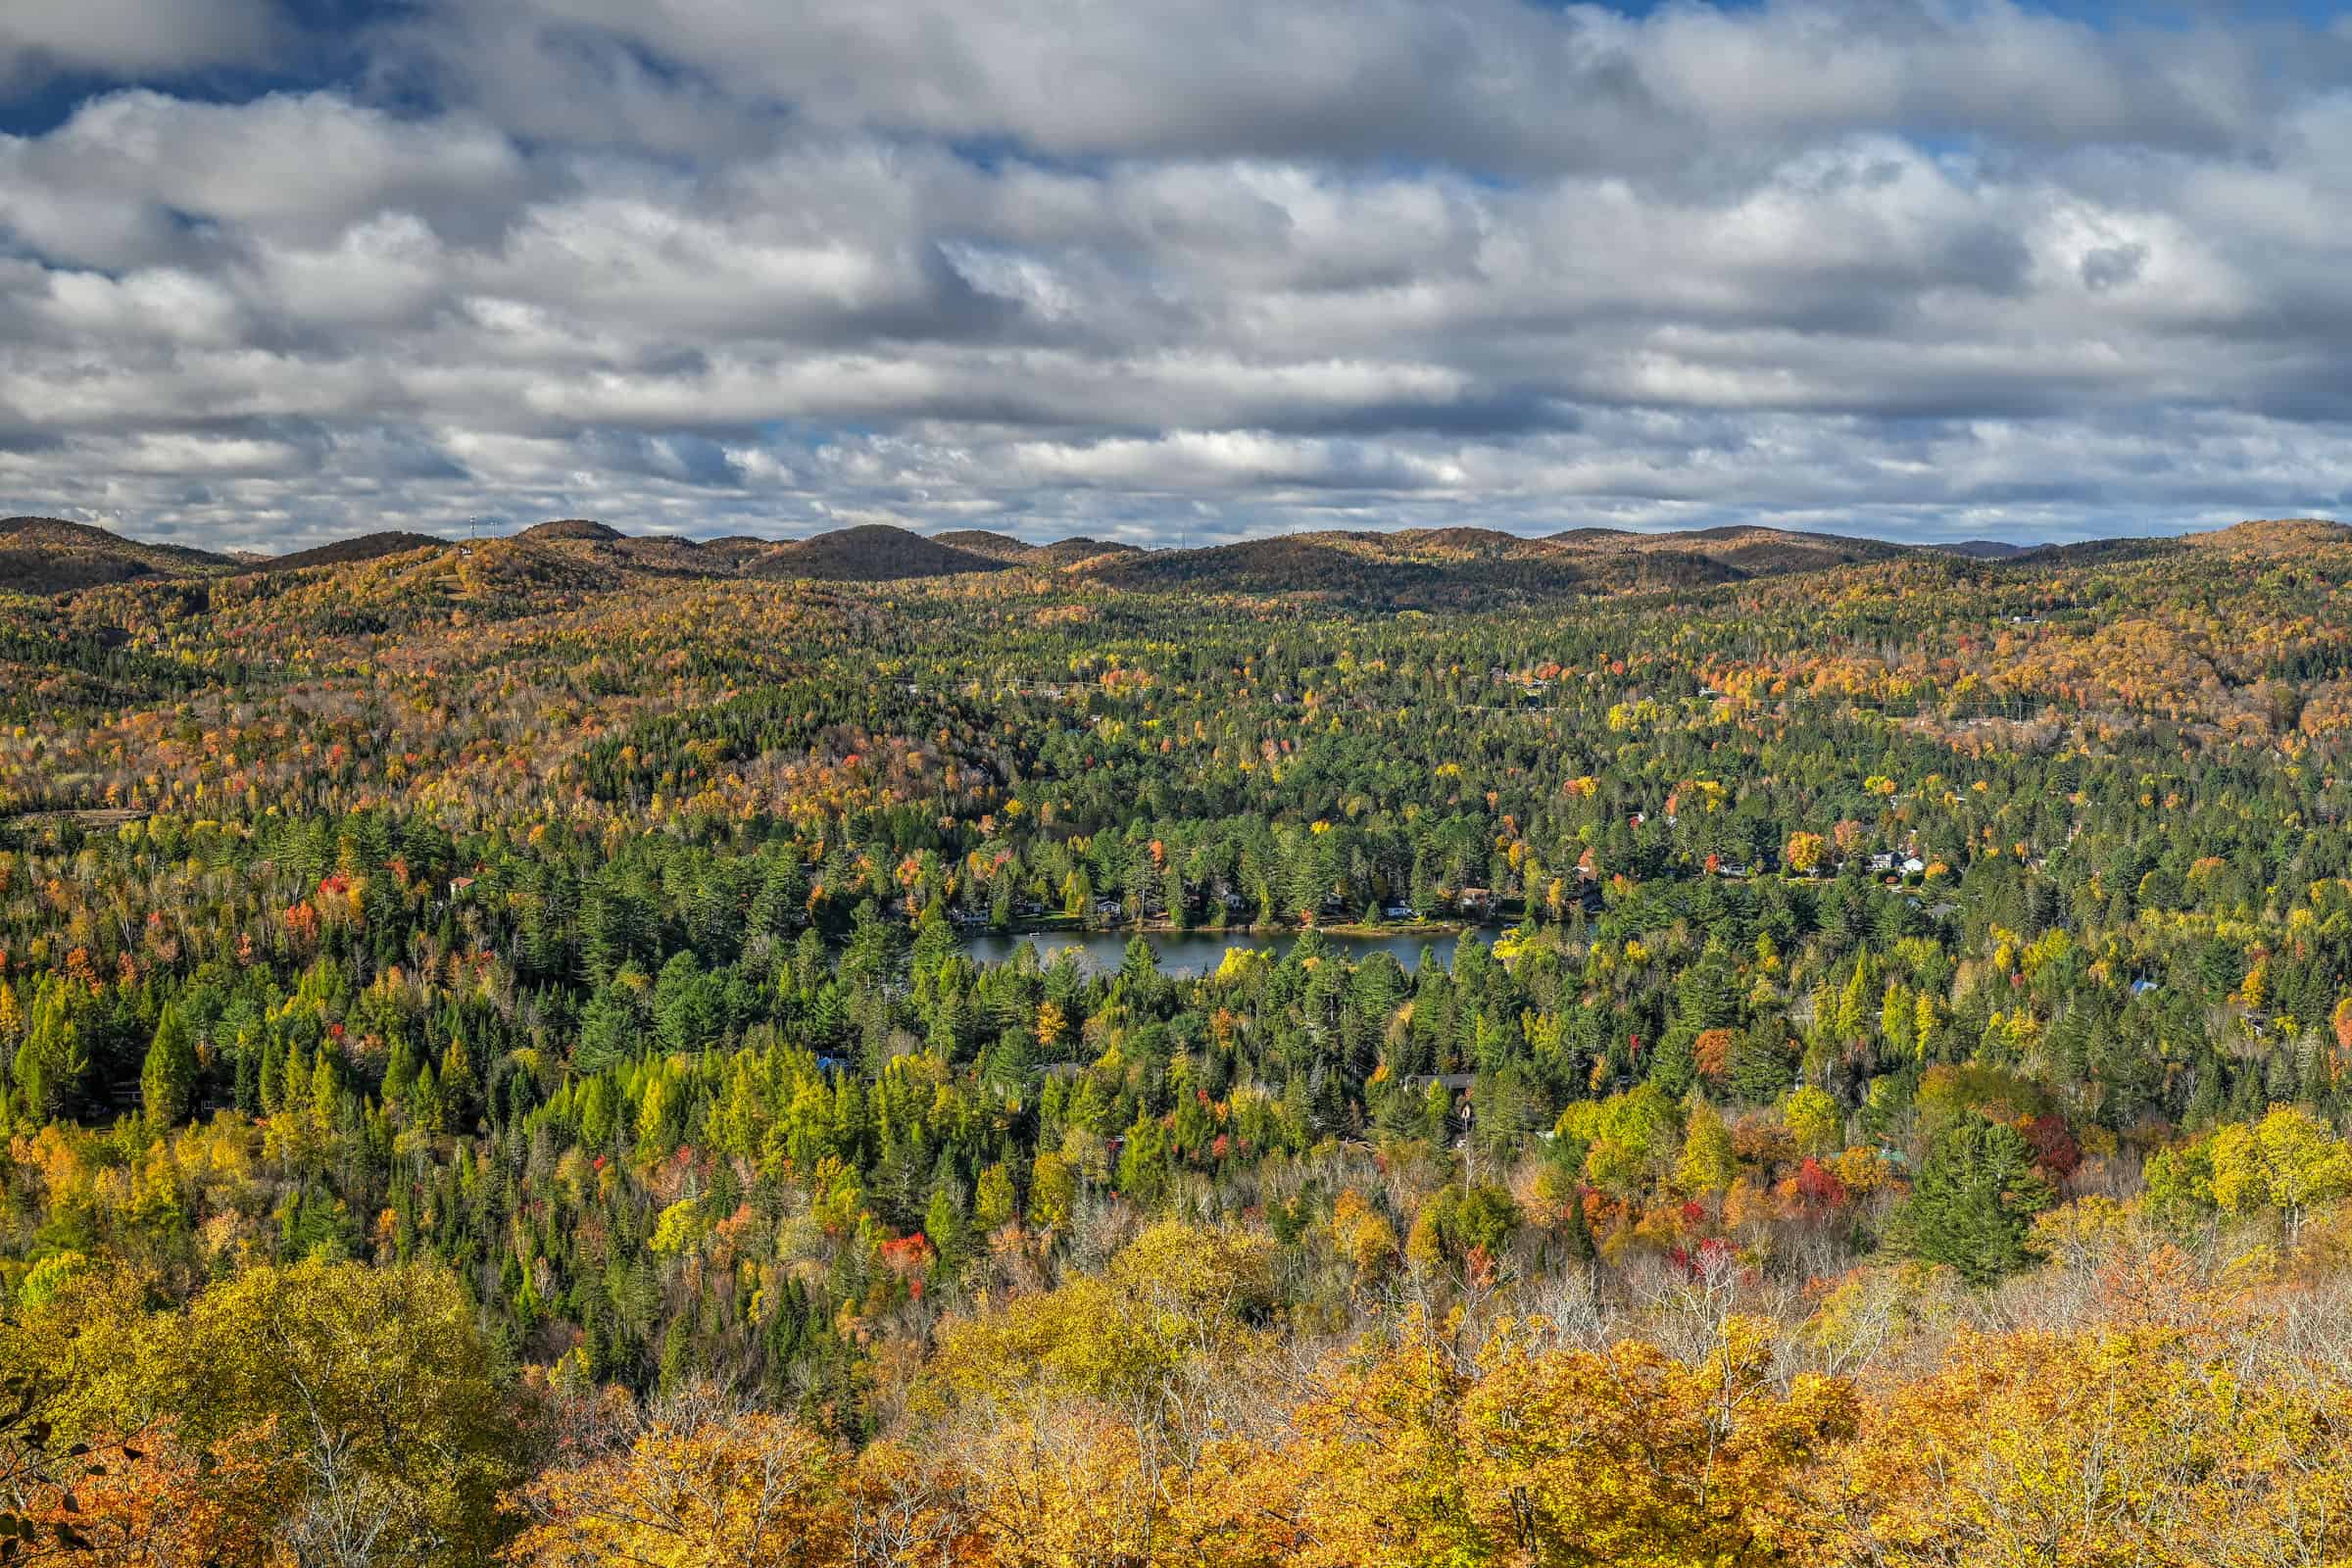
top-left (141, 1004), bottom-right (199, 1128)
top-left (924, 1183), bottom-right (966, 1271)
top-left (311, 1053), bottom-right (343, 1136)
top-left (658, 1315), bottom-right (695, 1397)
top-left (15, 976), bottom-right (88, 1121)
top-left (258, 1032), bottom-right (284, 1112)
top-left (380, 1033), bottom-right (417, 1107)
top-left (441, 1035), bottom-right (478, 1129)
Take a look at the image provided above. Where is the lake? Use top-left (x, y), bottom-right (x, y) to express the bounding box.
top-left (955, 926), bottom-right (1484, 976)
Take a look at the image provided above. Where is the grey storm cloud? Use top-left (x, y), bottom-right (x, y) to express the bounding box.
top-left (0, 0), bottom-right (2349, 552)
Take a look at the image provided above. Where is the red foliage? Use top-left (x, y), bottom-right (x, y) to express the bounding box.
top-left (2020, 1113), bottom-right (2082, 1177)
top-left (1793, 1157), bottom-right (1848, 1209)
top-left (1667, 1237), bottom-right (1737, 1278)
top-left (878, 1232), bottom-right (936, 1280)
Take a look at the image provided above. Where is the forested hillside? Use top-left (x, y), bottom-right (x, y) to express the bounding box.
top-left (5, 517), bottom-right (2352, 1565)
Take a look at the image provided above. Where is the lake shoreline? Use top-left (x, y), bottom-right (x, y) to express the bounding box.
top-left (950, 922), bottom-right (1501, 977)
top-left (974, 917), bottom-right (1493, 941)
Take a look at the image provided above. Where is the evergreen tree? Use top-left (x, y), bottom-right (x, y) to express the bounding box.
top-left (1896, 1118), bottom-right (2055, 1285)
top-left (15, 976), bottom-right (88, 1121)
top-left (141, 1004), bottom-right (199, 1128)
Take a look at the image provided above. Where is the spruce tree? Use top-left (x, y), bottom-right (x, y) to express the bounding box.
top-left (140, 1004), bottom-right (199, 1129)
top-left (1897, 1118), bottom-right (2054, 1285)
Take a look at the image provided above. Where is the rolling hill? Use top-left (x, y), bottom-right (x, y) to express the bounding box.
top-left (747, 524), bottom-right (1012, 582)
top-left (520, 519), bottom-right (625, 543)
top-left (1071, 523), bottom-right (1899, 603)
top-left (264, 531), bottom-right (448, 572)
top-left (931, 529), bottom-right (1039, 564)
top-left (1078, 535), bottom-right (1464, 598)
top-left (930, 530), bottom-right (1148, 570)
top-left (0, 517), bottom-right (241, 595)
top-left (1655, 524), bottom-right (1907, 574)
top-left (1033, 537), bottom-right (1143, 568)
top-left (5, 514), bottom-right (2344, 605)
top-left (2189, 518), bottom-right (2352, 555)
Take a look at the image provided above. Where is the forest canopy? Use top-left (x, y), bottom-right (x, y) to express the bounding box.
top-left (5, 515), bottom-right (2352, 1565)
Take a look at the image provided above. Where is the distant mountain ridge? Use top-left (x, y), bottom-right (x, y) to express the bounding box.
top-left (264, 531), bottom-right (448, 571)
top-left (0, 514), bottom-right (2337, 599)
top-left (748, 524), bottom-right (1009, 582)
top-left (0, 515), bottom-right (241, 594)
top-left (1082, 522), bottom-right (1904, 600)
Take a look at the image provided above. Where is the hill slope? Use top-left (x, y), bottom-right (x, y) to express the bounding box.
top-left (932, 530), bottom-right (1039, 564)
top-left (1074, 523), bottom-right (1896, 603)
top-left (264, 531), bottom-right (447, 572)
top-left (749, 525), bottom-right (1011, 582)
top-left (2190, 518), bottom-right (2352, 555)
top-left (18, 514), bottom-right (2343, 606)
top-left (519, 519), bottom-right (626, 543)
top-left (1033, 537), bottom-right (1143, 568)
top-left (0, 517), bottom-right (241, 594)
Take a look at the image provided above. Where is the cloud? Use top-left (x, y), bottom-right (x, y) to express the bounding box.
top-left (397, 0), bottom-right (2297, 171)
top-left (0, 0), bottom-right (279, 87)
top-left (0, 0), bottom-right (2347, 553)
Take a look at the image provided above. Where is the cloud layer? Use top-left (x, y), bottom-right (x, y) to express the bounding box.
top-left (1, 0), bottom-right (2350, 553)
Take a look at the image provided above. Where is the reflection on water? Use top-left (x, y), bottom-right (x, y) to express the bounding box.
top-left (956, 926), bottom-right (1482, 977)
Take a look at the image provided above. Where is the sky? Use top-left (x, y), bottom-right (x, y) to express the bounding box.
top-left (2, 1), bottom-right (2351, 554)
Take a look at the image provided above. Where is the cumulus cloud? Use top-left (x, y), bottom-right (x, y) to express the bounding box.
top-left (0, 0), bottom-right (2346, 552)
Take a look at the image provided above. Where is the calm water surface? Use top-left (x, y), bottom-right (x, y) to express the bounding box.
top-left (956, 927), bottom-right (1484, 976)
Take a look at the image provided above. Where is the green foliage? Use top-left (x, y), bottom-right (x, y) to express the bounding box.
top-left (1894, 1119), bottom-right (2056, 1285)
top-left (140, 1006), bottom-right (198, 1129)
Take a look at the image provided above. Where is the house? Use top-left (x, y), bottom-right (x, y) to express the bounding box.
top-left (1383, 903), bottom-right (1418, 920)
top-left (1901, 856), bottom-right (1926, 875)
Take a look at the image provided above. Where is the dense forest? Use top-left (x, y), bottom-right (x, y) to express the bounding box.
top-left (6, 515), bottom-right (2352, 1565)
